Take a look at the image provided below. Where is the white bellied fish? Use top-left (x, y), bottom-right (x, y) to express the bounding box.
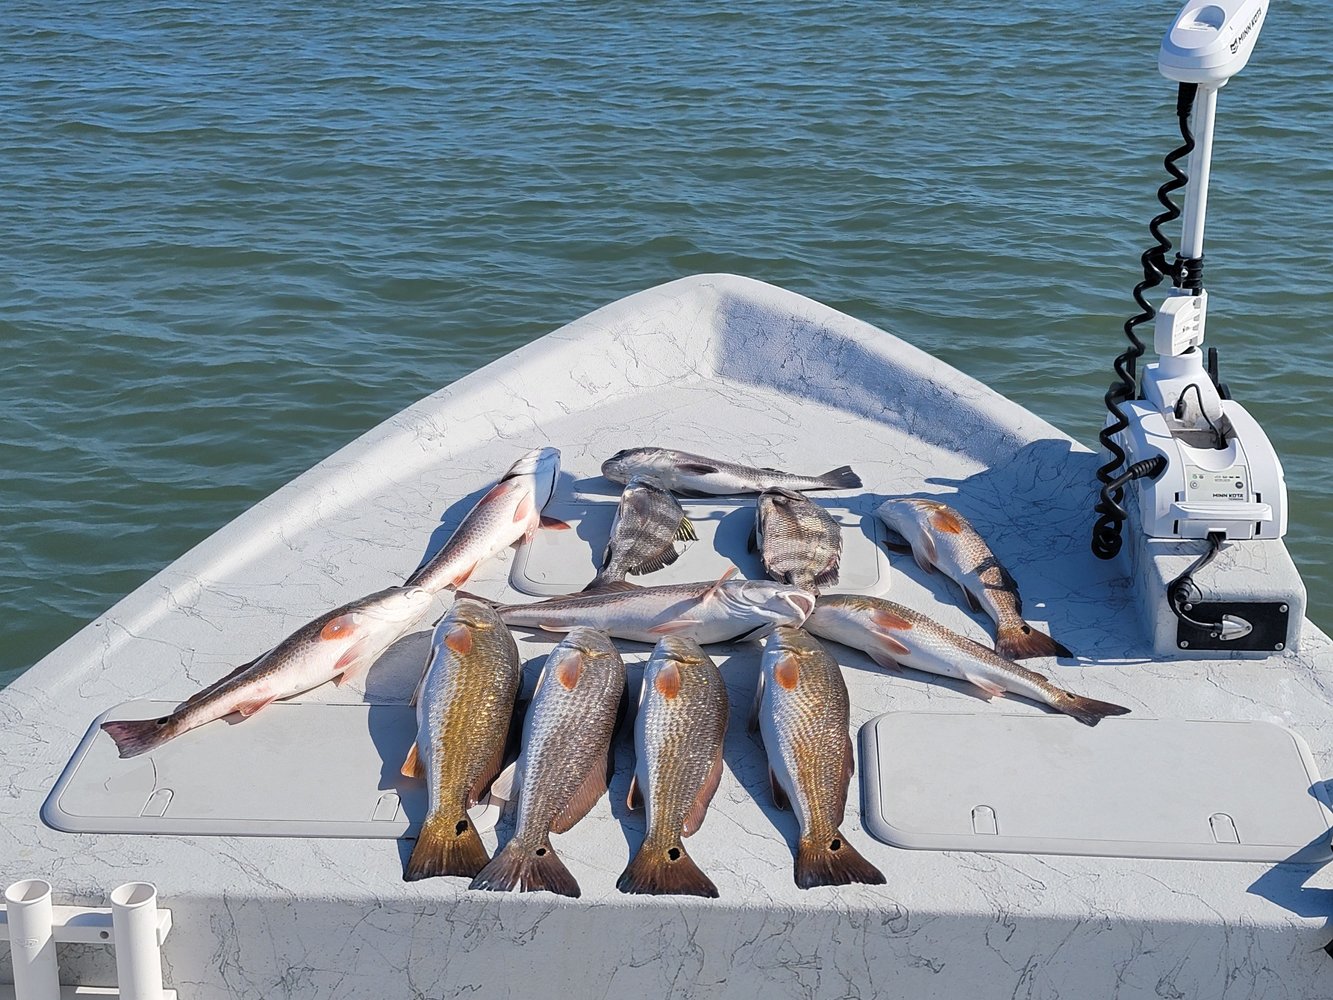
top-left (753, 487), bottom-right (842, 593)
top-left (469, 628), bottom-right (626, 897)
top-left (602, 447), bottom-right (860, 497)
top-left (401, 599), bottom-right (523, 882)
top-left (875, 497), bottom-right (1072, 660)
top-left (405, 446), bottom-right (567, 593)
top-left (806, 595), bottom-right (1128, 726)
top-left (100, 586), bottom-right (434, 758)
top-left (754, 626), bottom-right (885, 889)
top-left (619, 636), bottom-right (729, 898)
top-left (483, 570), bottom-right (815, 644)
top-left (587, 476), bottom-right (697, 591)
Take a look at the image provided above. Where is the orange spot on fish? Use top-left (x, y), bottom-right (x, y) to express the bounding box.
top-left (930, 509), bottom-right (964, 534)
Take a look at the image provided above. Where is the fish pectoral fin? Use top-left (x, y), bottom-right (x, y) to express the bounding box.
top-left (677, 462), bottom-right (720, 475)
top-left (748, 670), bottom-right (766, 733)
top-left (872, 632), bottom-right (912, 659)
top-left (682, 747), bottom-right (725, 837)
top-left (768, 767), bottom-right (791, 811)
top-left (647, 618), bottom-right (702, 636)
top-left (700, 566), bottom-right (738, 603)
top-left (401, 742), bottom-right (424, 779)
top-left (865, 645), bottom-right (904, 672)
top-left (333, 636), bottom-right (383, 687)
top-left (626, 774), bottom-right (643, 811)
top-left (540, 515), bottom-right (572, 530)
top-left (234, 694), bottom-right (278, 718)
top-left (550, 758), bottom-right (610, 834)
top-left (962, 672), bottom-right (1007, 700)
top-left (512, 492), bottom-right (535, 524)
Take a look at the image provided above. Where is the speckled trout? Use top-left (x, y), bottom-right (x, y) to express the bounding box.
top-left (401, 599), bottom-right (523, 881)
top-left (602, 447), bottom-right (861, 497)
top-left (753, 627), bottom-right (884, 889)
top-left (469, 628), bottom-right (625, 898)
top-left (875, 497), bottom-right (1072, 660)
top-left (619, 636), bottom-right (729, 898)
top-left (586, 476), bottom-right (696, 590)
top-left (806, 595), bottom-right (1128, 726)
top-left (405, 446), bottom-right (567, 593)
top-left (753, 487), bottom-right (842, 593)
top-left (100, 586), bottom-right (434, 758)
top-left (486, 570), bottom-right (815, 644)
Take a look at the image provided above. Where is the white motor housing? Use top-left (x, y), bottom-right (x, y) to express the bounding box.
top-left (1159, 0), bottom-right (1268, 85)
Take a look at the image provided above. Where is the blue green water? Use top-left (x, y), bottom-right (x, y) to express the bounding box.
top-left (4, 1), bottom-right (1331, 681)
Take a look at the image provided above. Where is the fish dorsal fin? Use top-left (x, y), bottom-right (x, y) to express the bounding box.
top-left (443, 623), bottom-right (473, 654)
top-left (676, 516), bottom-right (698, 542)
top-left (930, 509), bottom-right (964, 534)
top-left (773, 651), bottom-right (800, 691)
top-left (682, 746), bottom-right (724, 837)
top-left (550, 757), bottom-right (609, 834)
top-left (320, 613), bottom-right (359, 642)
top-left (654, 662), bottom-right (682, 699)
top-left (550, 647), bottom-right (586, 690)
top-left (401, 742), bottom-right (424, 779)
top-left (700, 567), bottom-right (738, 604)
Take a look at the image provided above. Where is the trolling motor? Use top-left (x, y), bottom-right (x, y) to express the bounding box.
top-left (1092, 0), bottom-right (1305, 656)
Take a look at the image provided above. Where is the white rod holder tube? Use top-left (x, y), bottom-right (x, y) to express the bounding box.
top-left (4, 879), bottom-right (61, 1000)
top-left (1179, 83), bottom-right (1219, 261)
top-left (109, 882), bottom-right (164, 1000)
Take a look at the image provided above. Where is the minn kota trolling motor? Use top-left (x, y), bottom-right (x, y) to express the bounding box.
top-left (1092, 0), bottom-right (1305, 657)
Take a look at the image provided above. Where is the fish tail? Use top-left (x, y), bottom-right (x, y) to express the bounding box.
top-left (469, 838), bottom-right (580, 897)
top-left (816, 465), bottom-right (862, 490)
top-left (995, 622), bottom-right (1073, 660)
top-left (1053, 691), bottom-right (1132, 727)
top-left (99, 717), bottom-right (180, 759)
top-left (617, 839), bottom-right (718, 898)
top-left (794, 832), bottom-right (886, 889)
top-left (403, 813), bottom-right (492, 882)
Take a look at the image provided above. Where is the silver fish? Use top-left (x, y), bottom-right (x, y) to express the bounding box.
top-left (619, 636), bottom-right (729, 898)
top-left (875, 497), bottom-right (1071, 660)
top-left (806, 595), bottom-right (1128, 726)
top-left (100, 586), bottom-right (434, 758)
top-left (469, 628), bottom-right (626, 897)
top-left (488, 570), bottom-right (815, 644)
top-left (753, 487), bottom-right (842, 593)
top-left (602, 447), bottom-right (860, 497)
top-left (754, 626), bottom-right (884, 889)
top-left (406, 447), bottom-right (566, 593)
top-left (401, 600), bottom-right (523, 881)
top-left (586, 476), bottom-right (697, 590)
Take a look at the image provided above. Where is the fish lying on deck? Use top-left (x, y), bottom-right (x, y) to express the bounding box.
top-left (806, 595), bottom-right (1128, 726)
top-left (401, 599), bottom-right (523, 882)
top-left (602, 446), bottom-right (860, 497)
top-left (753, 626), bottom-right (885, 889)
top-left (619, 636), bottom-right (729, 898)
top-left (479, 570), bottom-right (815, 644)
top-left (100, 586), bottom-right (434, 759)
top-left (875, 497), bottom-right (1072, 660)
top-left (469, 628), bottom-right (625, 898)
top-left (586, 476), bottom-right (697, 591)
top-left (405, 446), bottom-right (568, 593)
top-left (753, 487), bottom-right (842, 593)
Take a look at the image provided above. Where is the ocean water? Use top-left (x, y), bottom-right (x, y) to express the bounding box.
top-left (3, 1), bottom-right (1331, 683)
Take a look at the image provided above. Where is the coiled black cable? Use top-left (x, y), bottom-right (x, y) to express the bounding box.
top-left (1091, 82), bottom-right (1200, 560)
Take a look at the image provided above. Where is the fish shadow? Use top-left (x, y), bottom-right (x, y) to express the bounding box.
top-left (362, 703), bottom-right (428, 873)
top-left (409, 469), bottom-right (582, 581)
top-left (1246, 781), bottom-right (1333, 926)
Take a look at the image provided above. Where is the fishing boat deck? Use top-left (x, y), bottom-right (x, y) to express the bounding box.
top-left (2, 274), bottom-right (1330, 999)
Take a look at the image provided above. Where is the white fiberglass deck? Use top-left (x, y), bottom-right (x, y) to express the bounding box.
top-left (2, 275), bottom-right (1330, 999)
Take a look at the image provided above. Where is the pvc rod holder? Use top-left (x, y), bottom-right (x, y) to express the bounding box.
top-left (4, 880), bottom-right (61, 1000)
top-left (109, 883), bottom-right (164, 1000)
